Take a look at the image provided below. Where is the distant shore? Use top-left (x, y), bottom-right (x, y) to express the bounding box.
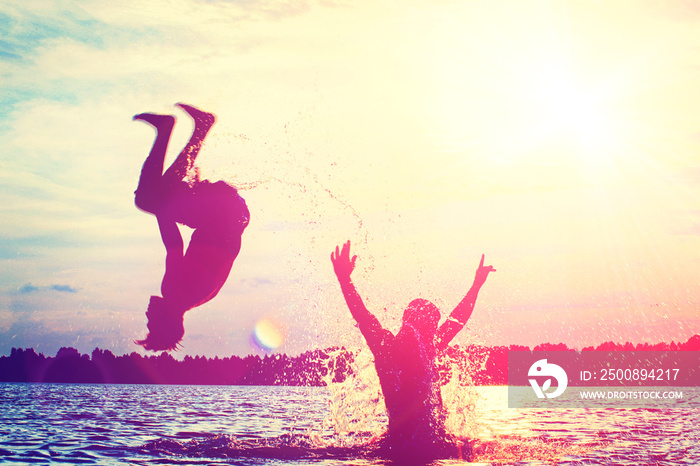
top-left (2, 334), bottom-right (698, 386)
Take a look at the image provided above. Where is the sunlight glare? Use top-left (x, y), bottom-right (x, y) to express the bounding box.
top-left (253, 317), bottom-right (287, 351)
top-left (529, 67), bottom-right (615, 158)
top-left (422, 6), bottom-right (627, 176)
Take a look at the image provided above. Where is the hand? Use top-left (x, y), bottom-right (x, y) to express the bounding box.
top-left (331, 240), bottom-right (357, 281)
top-left (473, 254), bottom-right (496, 288)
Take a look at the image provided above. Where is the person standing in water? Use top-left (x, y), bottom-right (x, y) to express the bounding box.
top-left (133, 103), bottom-right (249, 351)
top-left (330, 240), bottom-right (495, 461)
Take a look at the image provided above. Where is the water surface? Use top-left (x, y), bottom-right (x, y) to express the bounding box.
top-left (1, 383), bottom-right (698, 465)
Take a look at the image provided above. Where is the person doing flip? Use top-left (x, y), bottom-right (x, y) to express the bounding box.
top-left (133, 103), bottom-right (249, 351)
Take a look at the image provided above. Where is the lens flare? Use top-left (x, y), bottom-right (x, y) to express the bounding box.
top-left (253, 318), bottom-right (286, 351)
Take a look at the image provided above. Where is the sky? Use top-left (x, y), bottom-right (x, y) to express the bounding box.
top-left (1, 0), bottom-right (699, 358)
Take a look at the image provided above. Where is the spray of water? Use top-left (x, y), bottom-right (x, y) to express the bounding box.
top-left (318, 347), bottom-right (387, 448)
top-left (316, 344), bottom-right (491, 453)
top-left (439, 346), bottom-right (485, 441)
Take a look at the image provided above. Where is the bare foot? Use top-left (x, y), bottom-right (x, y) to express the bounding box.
top-left (133, 113), bottom-right (175, 132)
top-left (176, 103), bottom-right (216, 129)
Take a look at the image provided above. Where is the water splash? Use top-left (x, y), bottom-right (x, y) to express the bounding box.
top-left (470, 434), bottom-right (609, 464)
top-left (141, 433), bottom-right (377, 462)
top-left (317, 345), bottom-right (487, 453)
top-left (319, 347), bottom-right (387, 448)
top-left (439, 346), bottom-right (485, 441)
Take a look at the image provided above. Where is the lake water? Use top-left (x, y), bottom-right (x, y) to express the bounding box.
top-left (1, 383), bottom-right (698, 465)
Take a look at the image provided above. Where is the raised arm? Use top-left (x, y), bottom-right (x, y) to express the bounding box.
top-left (435, 254), bottom-right (495, 350)
top-left (331, 241), bottom-right (391, 349)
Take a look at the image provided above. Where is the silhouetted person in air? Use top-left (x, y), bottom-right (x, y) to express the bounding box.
top-left (331, 240), bottom-right (495, 461)
top-left (133, 103), bottom-right (249, 351)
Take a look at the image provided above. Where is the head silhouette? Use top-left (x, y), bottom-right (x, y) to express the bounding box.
top-left (135, 296), bottom-right (185, 351)
top-left (401, 298), bottom-right (440, 339)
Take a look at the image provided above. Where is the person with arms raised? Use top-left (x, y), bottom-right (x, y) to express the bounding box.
top-left (331, 240), bottom-right (495, 461)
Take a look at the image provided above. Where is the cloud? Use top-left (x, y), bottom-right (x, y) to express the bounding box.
top-left (0, 49), bottom-right (21, 61)
top-left (50, 284), bottom-right (78, 293)
top-left (80, 0), bottom-right (316, 29)
top-left (19, 284), bottom-right (39, 294)
top-left (17, 283), bottom-right (79, 294)
top-left (0, 234), bottom-right (76, 260)
top-left (241, 277), bottom-right (274, 287)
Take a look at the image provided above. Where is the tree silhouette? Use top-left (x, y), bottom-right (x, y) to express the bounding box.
top-left (1, 334), bottom-right (697, 386)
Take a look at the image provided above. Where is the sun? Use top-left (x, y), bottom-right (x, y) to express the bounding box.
top-left (519, 65), bottom-right (619, 161)
top-left (428, 54), bottom-right (623, 174)
top-left (421, 7), bottom-right (628, 174)
top-left (533, 72), bottom-right (603, 137)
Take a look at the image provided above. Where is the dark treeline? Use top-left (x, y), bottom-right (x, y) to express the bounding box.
top-left (0, 347), bottom-right (353, 386)
top-left (446, 334), bottom-right (700, 386)
top-left (1, 334), bottom-right (698, 386)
